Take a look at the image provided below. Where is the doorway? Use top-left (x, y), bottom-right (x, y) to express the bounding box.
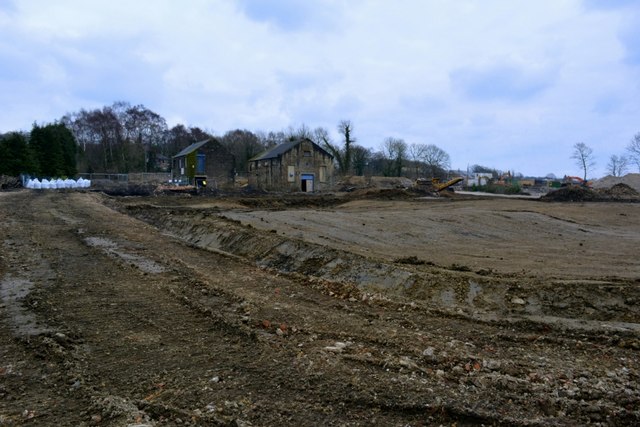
top-left (301, 174), bottom-right (314, 192)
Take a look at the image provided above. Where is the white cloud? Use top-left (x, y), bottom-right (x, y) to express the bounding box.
top-left (0, 0), bottom-right (639, 177)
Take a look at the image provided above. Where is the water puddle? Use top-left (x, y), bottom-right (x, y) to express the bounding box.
top-left (85, 237), bottom-right (167, 274)
top-left (467, 280), bottom-right (483, 305)
top-left (0, 276), bottom-right (51, 336)
top-left (439, 289), bottom-right (456, 306)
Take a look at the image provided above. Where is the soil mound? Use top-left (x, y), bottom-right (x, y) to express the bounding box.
top-left (95, 181), bottom-right (156, 196)
top-left (541, 186), bottom-right (598, 202)
top-left (349, 187), bottom-right (418, 200)
top-left (602, 183), bottom-right (640, 198)
top-left (592, 173), bottom-right (640, 192)
top-left (236, 194), bottom-right (345, 209)
top-left (543, 183), bottom-right (640, 202)
top-left (336, 176), bottom-right (414, 193)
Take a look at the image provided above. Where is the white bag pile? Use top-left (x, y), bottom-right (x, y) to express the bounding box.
top-left (25, 178), bottom-right (91, 189)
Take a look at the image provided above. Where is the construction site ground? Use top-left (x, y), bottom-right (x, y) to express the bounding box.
top-left (0, 189), bottom-right (639, 426)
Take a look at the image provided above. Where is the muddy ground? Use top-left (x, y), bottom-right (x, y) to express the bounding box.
top-left (0, 190), bottom-right (639, 426)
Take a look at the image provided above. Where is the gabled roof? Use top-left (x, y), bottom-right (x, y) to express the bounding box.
top-left (250, 138), bottom-right (333, 162)
top-left (173, 139), bottom-right (210, 158)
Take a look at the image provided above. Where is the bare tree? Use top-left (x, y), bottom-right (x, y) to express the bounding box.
top-left (422, 144), bottom-right (451, 179)
top-left (285, 123), bottom-right (313, 141)
top-left (350, 145), bottom-right (371, 176)
top-left (606, 155), bottom-right (629, 177)
top-left (408, 143), bottom-right (427, 178)
top-left (117, 103), bottom-right (168, 172)
top-left (257, 130), bottom-right (287, 148)
top-left (381, 137), bottom-right (407, 177)
top-left (571, 142), bottom-right (595, 181)
top-left (337, 120), bottom-right (355, 174)
top-left (313, 121), bottom-right (355, 175)
top-left (312, 127), bottom-right (331, 145)
top-left (63, 102), bottom-right (170, 173)
top-left (221, 129), bottom-right (263, 173)
top-left (313, 126), bottom-right (344, 173)
top-left (627, 133), bottom-right (640, 172)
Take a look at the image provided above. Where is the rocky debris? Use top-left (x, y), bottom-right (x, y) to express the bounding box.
top-left (90, 395), bottom-right (151, 425)
top-left (0, 175), bottom-right (21, 189)
top-left (393, 255), bottom-right (427, 265)
top-left (324, 341), bottom-right (351, 353)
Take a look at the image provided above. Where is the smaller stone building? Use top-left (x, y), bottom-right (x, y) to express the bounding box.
top-left (172, 139), bottom-right (235, 188)
top-left (248, 138), bottom-right (334, 192)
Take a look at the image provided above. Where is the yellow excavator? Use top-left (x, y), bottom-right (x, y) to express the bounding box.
top-left (416, 177), bottom-right (464, 192)
top-left (432, 177), bottom-right (464, 191)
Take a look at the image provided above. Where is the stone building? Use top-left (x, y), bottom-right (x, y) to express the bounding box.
top-left (172, 139), bottom-right (235, 188)
top-left (248, 138), bottom-right (334, 192)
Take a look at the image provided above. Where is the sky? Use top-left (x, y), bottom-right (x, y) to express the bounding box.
top-left (1, 0), bottom-right (639, 178)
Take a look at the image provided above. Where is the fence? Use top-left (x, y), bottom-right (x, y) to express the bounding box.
top-left (78, 173), bottom-right (171, 184)
top-left (128, 173), bottom-right (171, 183)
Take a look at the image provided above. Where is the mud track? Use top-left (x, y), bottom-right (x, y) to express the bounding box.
top-left (0, 190), bottom-right (639, 426)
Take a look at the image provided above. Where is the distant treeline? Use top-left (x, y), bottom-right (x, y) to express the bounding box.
top-left (2, 101), bottom-right (455, 179)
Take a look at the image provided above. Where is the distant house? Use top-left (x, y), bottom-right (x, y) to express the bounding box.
top-left (248, 138), bottom-right (334, 192)
top-left (172, 139), bottom-right (235, 188)
top-left (466, 173), bottom-right (493, 187)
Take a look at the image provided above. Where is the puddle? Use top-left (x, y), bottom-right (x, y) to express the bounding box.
top-left (85, 237), bottom-right (167, 274)
top-left (467, 281), bottom-right (482, 305)
top-left (439, 289), bottom-right (456, 306)
top-left (50, 209), bottom-right (82, 225)
top-left (525, 296), bottom-right (542, 314)
top-left (0, 276), bottom-right (51, 336)
top-left (85, 237), bottom-right (118, 248)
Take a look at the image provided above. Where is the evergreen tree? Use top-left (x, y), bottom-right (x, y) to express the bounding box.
top-left (0, 132), bottom-right (36, 176)
top-left (29, 123), bottom-right (78, 177)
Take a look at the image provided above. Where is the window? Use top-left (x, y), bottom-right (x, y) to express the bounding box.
top-left (303, 150), bottom-right (312, 157)
top-left (319, 166), bottom-right (327, 182)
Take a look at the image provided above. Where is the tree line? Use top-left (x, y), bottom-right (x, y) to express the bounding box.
top-left (4, 100), bottom-right (640, 182)
top-left (1, 101), bottom-right (454, 180)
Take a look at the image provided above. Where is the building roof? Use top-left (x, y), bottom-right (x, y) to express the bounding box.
top-left (173, 139), bottom-right (210, 158)
top-left (250, 138), bottom-right (332, 162)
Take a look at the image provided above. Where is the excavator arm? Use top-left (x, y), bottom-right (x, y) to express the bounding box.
top-left (433, 177), bottom-right (463, 192)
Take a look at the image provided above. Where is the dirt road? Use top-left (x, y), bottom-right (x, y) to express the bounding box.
top-left (1, 190), bottom-right (638, 426)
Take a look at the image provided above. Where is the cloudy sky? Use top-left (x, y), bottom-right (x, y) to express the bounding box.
top-left (1, 0), bottom-right (639, 177)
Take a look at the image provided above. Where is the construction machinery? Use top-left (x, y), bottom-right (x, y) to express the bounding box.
top-left (416, 177), bottom-right (464, 193)
top-left (562, 176), bottom-right (592, 187)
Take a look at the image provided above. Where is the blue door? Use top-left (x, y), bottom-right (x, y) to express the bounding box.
top-left (196, 154), bottom-right (206, 174)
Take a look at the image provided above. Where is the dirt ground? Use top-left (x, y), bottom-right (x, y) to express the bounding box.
top-left (0, 190), bottom-right (639, 426)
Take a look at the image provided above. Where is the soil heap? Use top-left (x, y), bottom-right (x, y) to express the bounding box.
top-left (542, 183), bottom-right (640, 202)
top-left (542, 186), bottom-right (598, 202)
top-left (592, 173), bottom-right (640, 192)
